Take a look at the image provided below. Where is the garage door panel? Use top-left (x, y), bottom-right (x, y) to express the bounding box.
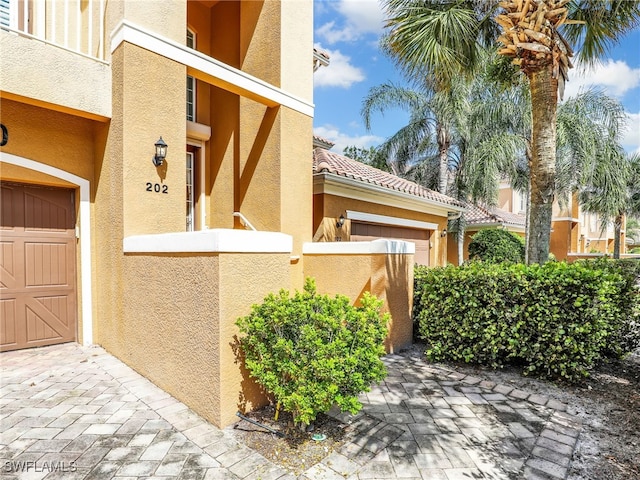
top-left (351, 222), bottom-right (431, 266)
top-left (24, 190), bottom-right (73, 232)
top-left (0, 241), bottom-right (18, 289)
top-left (1, 184), bottom-right (21, 230)
top-left (25, 242), bottom-right (72, 287)
top-left (0, 182), bottom-right (76, 352)
top-left (26, 297), bottom-right (72, 342)
top-left (0, 299), bottom-right (18, 348)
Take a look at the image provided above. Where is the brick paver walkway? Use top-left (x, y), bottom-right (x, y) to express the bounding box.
top-left (0, 344), bottom-right (581, 479)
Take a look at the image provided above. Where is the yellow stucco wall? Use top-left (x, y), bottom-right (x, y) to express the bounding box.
top-left (118, 252), bottom-right (289, 428)
top-left (304, 253), bottom-right (414, 353)
top-left (0, 33), bottom-right (111, 119)
top-left (120, 254), bottom-right (222, 423)
top-left (118, 43), bottom-right (187, 236)
top-left (218, 253), bottom-right (290, 427)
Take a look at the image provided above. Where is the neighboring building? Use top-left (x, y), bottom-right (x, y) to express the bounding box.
top-left (497, 182), bottom-right (626, 260)
top-left (312, 148), bottom-right (465, 267)
top-left (0, 0), bottom-right (418, 428)
top-left (447, 203), bottom-right (526, 265)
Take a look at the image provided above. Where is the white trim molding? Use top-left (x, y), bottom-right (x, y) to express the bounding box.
top-left (346, 210), bottom-right (439, 231)
top-left (123, 229), bottom-right (293, 254)
top-left (314, 173), bottom-right (464, 217)
top-left (0, 152), bottom-right (94, 346)
top-left (110, 21), bottom-right (314, 117)
top-left (552, 217), bottom-right (580, 223)
top-left (303, 239), bottom-right (416, 255)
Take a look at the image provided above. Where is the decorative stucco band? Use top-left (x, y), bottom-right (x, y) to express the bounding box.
top-left (123, 229), bottom-right (293, 253)
top-left (110, 21), bottom-right (314, 117)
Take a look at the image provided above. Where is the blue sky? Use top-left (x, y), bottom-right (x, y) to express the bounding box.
top-left (312, 0), bottom-right (640, 155)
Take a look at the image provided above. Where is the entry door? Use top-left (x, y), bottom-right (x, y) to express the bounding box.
top-left (0, 182), bottom-right (77, 351)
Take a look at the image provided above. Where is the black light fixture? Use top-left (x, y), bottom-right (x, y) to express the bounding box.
top-left (336, 214), bottom-right (345, 228)
top-left (153, 137), bottom-right (168, 166)
top-left (440, 229), bottom-right (447, 237)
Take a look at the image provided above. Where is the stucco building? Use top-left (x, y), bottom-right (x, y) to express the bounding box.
top-left (0, 0), bottom-right (431, 428)
top-left (496, 183), bottom-right (627, 260)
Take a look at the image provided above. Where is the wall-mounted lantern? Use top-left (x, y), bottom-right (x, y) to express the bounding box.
top-left (336, 214), bottom-right (345, 229)
top-left (440, 229), bottom-right (447, 237)
top-left (152, 137), bottom-right (168, 166)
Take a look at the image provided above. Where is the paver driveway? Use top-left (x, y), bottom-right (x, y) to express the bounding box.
top-left (0, 344), bottom-right (581, 479)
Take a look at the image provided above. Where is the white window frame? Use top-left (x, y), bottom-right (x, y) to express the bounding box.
top-left (186, 28), bottom-right (196, 122)
top-left (186, 151), bottom-right (195, 232)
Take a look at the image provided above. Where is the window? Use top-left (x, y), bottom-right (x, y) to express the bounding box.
top-left (186, 151), bottom-right (195, 231)
top-left (590, 213), bottom-right (598, 232)
top-left (186, 28), bottom-right (196, 121)
top-left (0, 0), bottom-right (10, 28)
top-left (518, 191), bottom-right (526, 213)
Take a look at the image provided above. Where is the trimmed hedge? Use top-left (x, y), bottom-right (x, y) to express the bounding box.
top-left (414, 261), bottom-right (637, 381)
top-left (468, 228), bottom-right (525, 264)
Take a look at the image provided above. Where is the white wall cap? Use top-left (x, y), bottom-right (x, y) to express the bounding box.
top-left (303, 239), bottom-right (416, 255)
top-left (123, 229), bottom-right (293, 253)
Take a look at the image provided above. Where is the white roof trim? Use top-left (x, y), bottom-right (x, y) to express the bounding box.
top-left (111, 20), bottom-right (314, 117)
top-left (303, 239), bottom-right (415, 255)
top-left (314, 172), bottom-right (464, 216)
top-left (346, 210), bottom-right (439, 230)
top-left (124, 229), bottom-right (293, 253)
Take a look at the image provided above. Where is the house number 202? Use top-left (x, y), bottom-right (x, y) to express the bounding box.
top-left (146, 182), bottom-right (168, 194)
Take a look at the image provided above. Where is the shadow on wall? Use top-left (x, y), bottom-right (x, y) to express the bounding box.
top-left (231, 334), bottom-right (269, 415)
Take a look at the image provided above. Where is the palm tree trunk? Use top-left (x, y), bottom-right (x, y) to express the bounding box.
top-left (613, 213), bottom-right (623, 259)
top-left (437, 123), bottom-right (449, 194)
top-left (527, 66), bottom-right (558, 264)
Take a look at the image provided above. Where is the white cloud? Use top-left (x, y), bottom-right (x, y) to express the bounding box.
top-left (622, 111), bottom-right (640, 154)
top-left (316, 0), bottom-right (385, 45)
top-left (564, 59), bottom-right (640, 99)
top-left (314, 125), bottom-right (383, 154)
top-left (313, 45), bottom-right (365, 88)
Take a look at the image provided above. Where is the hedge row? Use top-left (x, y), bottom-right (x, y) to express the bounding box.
top-left (414, 260), bottom-right (638, 381)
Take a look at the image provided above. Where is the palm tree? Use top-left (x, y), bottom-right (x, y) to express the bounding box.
top-left (382, 0), bottom-right (640, 263)
top-left (361, 53), bottom-right (529, 264)
top-left (581, 152), bottom-right (640, 258)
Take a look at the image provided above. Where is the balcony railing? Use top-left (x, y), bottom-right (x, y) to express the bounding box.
top-left (0, 0), bottom-right (106, 62)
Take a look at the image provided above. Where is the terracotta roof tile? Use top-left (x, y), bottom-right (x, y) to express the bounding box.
top-left (463, 202), bottom-right (526, 228)
top-left (313, 148), bottom-right (464, 209)
top-left (313, 135), bottom-right (335, 149)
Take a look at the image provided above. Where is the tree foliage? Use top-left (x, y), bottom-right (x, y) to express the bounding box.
top-left (468, 228), bottom-right (525, 264)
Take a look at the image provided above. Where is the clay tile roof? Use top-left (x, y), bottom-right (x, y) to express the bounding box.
top-left (313, 135), bottom-right (335, 150)
top-left (463, 202), bottom-right (526, 228)
top-left (313, 148), bottom-right (464, 209)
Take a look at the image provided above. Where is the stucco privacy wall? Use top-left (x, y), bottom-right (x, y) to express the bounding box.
top-left (303, 241), bottom-right (415, 354)
top-left (122, 230), bottom-right (292, 428)
top-left (121, 251), bottom-right (290, 428)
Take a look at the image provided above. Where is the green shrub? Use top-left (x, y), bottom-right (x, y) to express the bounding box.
top-left (468, 229), bottom-right (525, 264)
top-left (236, 278), bottom-right (388, 427)
top-left (576, 258), bottom-right (640, 355)
top-left (414, 262), bottom-right (633, 381)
